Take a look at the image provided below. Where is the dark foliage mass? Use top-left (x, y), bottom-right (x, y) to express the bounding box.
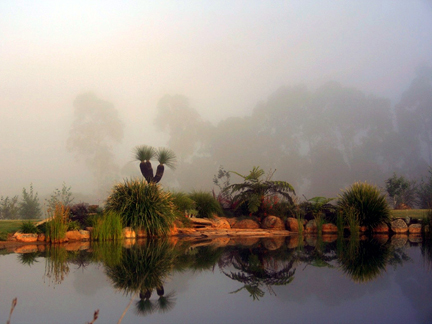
top-left (155, 67), bottom-right (432, 199)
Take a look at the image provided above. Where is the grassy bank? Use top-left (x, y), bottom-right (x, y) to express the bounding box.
top-left (0, 220), bottom-right (38, 241)
top-left (390, 209), bottom-right (428, 220)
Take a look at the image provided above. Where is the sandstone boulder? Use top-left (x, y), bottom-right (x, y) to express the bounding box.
top-left (232, 219), bottom-right (260, 229)
top-left (212, 217), bottom-right (231, 229)
top-left (14, 233), bottom-right (38, 243)
top-left (390, 219), bottom-right (408, 233)
top-left (79, 230), bottom-right (90, 240)
top-left (123, 227), bottom-right (136, 239)
top-left (408, 223), bottom-right (422, 234)
top-left (304, 220), bottom-right (317, 233)
top-left (261, 216), bottom-right (285, 230)
top-left (66, 230), bottom-right (82, 241)
top-left (322, 223), bottom-right (337, 233)
top-left (286, 217), bottom-right (299, 232)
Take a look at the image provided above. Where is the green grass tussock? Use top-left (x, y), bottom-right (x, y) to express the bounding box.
top-left (105, 179), bottom-right (177, 236)
top-left (45, 204), bottom-right (69, 242)
top-left (338, 182), bottom-right (390, 230)
top-left (92, 211), bottom-right (123, 241)
top-left (188, 191), bottom-right (224, 218)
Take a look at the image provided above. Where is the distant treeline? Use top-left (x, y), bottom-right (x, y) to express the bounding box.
top-left (154, 65), bottom-right (432, 198)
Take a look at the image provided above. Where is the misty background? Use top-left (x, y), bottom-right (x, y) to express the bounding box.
top-left (1, 1), bottom-right (432, 204)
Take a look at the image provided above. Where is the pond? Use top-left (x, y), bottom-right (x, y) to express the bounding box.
top-left (0, 235), bottom-right (431, 324)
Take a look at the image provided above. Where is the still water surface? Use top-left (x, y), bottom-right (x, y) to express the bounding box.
top-left (0, 236), bottom-right (431, 324)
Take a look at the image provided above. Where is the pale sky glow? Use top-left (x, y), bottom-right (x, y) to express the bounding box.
top-left (0, 0), bottom-right (431, 198)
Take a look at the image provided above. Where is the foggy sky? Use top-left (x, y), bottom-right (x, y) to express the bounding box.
top-left (1, 1), bottom-right (432, 201)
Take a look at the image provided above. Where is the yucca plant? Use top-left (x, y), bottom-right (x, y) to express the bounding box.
top-left (134, 145), bottom-right (176, 183)
top-left (135, 145), bottom-right (156, 183)
top-left (105, 179), bottom-right (177, 236)
top-left (91, 210), bottom-right (123, 241)
top-left (188, 191), bottom-right (224, 218)
top-left (338, 182), bottom-right (390, 230)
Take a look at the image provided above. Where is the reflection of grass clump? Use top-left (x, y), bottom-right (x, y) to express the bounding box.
top-left (105, 179), bottom-right (177, 236)
top-left (338, 238), bottom-right (390, 283)
top-left (91, 211), bottom-right (123, 241)
top-left (105, 239), bottom-right (176, 295)
top-left (338, 182), bottom-right (390, 230)
top-left (188, 191), bottom-right (223, 218)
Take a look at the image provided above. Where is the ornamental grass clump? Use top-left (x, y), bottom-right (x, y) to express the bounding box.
top-left (338, 182), bottom-right (390, 230)
top-left (92, 210), bottom-right (123, 241)
top-left (188, 191), bottom-right (224, 218)
top-left (19, 221), bottom-right (39, 234)
top-left (105, 179), bottom-right (177, 236)
top-left (45, 203), bottom-right (69, 243)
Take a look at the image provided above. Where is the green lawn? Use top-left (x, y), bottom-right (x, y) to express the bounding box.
top-left (390, 209), bottom-right (429, 220)
top-left (0, 219), bottom-right (39, 241)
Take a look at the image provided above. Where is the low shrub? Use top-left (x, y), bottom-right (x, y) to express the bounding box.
top-left (170, 191), bottom-right (196, 216)
top-left (69, 203), bottom-right (90, 226)
top-left (19, 221), bottom-right (39, 234)
top-left (67, 220), bottom-right (81, 231)
top-left (92, 211), bottom-right (123, 241)
top-left (338, 182), bottom-right (390, 230)
top-left (105, 179), bottom-right (177, 236)
top-left (188, 191), bottom-right (224, 218)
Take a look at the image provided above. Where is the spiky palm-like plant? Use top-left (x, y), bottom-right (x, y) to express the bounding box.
top-left (134, 146), bottom-right (176, 183)
top-left (154, 147), bottom-right (177, 183)
top-left (224, 166), bottom-right (296, 216)
top-left (134, 145), bottom-right (156, 183)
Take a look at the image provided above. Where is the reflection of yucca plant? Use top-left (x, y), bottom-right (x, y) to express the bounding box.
top-left (92, 211), bottom-right (123, 241)
top-left (338, 182), bottom-right (390, 230)
top-left (188, 191), bottom-right (223, 218)
top-left (45, 204), bottom-right (69, 242)
top-left (106, 179), bottom-right (177, 236)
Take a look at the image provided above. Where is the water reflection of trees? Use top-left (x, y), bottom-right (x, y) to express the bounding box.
top-left (219, 244), bottom-right (297, 300)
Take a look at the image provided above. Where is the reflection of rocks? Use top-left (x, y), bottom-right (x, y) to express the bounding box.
top-left (322, 234), bottom-right (337, 243)
top-left (262, 237), bottom-right (285, 250)
top-left (373, 223), bottom-right (389, 233)
top-left (14, 245), bottom-right (38, 253)
top-left (305, 235), bottom-right (317, 247)
top-left (390, 234), bottom-right (408, 248)
top-left (232, 219), bottom-right (260, 229)
top-left (261, 216), bottom-right (285, 230)
top-left (408, 235), bottom-right (422, 244)
top-left (391, 219), bottom-right (408, 233)
top-left (230, 237), bottom-right (260, 247)
top-left (373, 234), bottom-right (389, 244)
top-left (287, 235), bottom-right (301, 249)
